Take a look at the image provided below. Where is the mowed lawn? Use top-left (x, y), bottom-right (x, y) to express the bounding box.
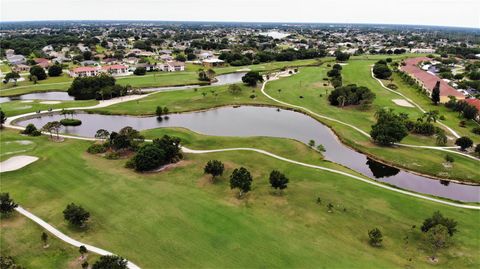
top-left (93, 83), bottom-right (275, 115)
top-left (1, 129), bottom-right (479, 268)
top-left (0, 99), bottom-right (98, 117)
top-left (1, 214), bottom-right (98, 268)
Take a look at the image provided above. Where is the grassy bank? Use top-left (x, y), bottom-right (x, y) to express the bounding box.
top-left (1, 129), bottom-right (479, 268)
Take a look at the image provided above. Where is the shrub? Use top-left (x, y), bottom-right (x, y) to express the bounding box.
top-left (475, 144), bottom-right (480, 156)
top-left (370, 109), bottom-right (408, 145)
top-left (60, 118), bottom-right (82, 126)
top-left (455, 136), bottom-right (473, 150)
top-left (444, 154), bottom-right (455, 163)
top-left (63, 203), bottom-right (90, 227)
top-left (472, 127), bottom-right (480, 135)
top-left (131, 143), bottom-right (166, 171)
top-left (30, 65), bottom-right (47, 80)
top-left (21, 123), bottom-right (41, 136)
top-left (87, 143), bottom-right (107, 154)
top-left (387, 83), bottom-right (398, 89)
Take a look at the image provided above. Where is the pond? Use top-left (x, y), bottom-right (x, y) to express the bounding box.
top-left (0, 91), bottom-right (74, 103)
top-left (15, 106), bottom-right (479, 202)
top-left (142, 72), bottom-right (246, 92)
top-left (0, 73), bottom-right (246, 103)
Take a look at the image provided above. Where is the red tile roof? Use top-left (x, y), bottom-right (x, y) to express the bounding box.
top-left (401, 57), bottom-right (464, 98)
top-left (72, 66), bottom-right (97, 73)
top-left (102, 64), bottom-right (128, 70)
top-left (34, 58), bottom-right (49, 64)
top-left (465, 99), bottom-right (480, 110)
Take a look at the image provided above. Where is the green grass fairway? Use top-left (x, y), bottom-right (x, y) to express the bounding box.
top-left (1, 129), bottom-right (479, 268)
top-left (93, 83), bottom-right (275, 115)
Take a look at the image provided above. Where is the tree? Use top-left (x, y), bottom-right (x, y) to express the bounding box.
top-left (30, 75), bottom-right (38, 84)
top-left (63, 203), bottom-right (90, 227)
top-left (462, 104), bottom-right (478, 120)
top-left (436, 133), bottom-right (448, 146)
top-left (372, 62), bottom-right (392, 79)
top-left (368, 228), bottom-right (383, 247)
top-left (425, 224), bottom-right (450, 262)
top-left (152, 135), bottom-right (182, 163)
top-left (4, 72), bottom-right (20, 86)
top-left (206, 69), bottom-right (216, 81)
top-left (41, 232), bottom-right (49, 248)
top-left (431, 81), bottom-right (440, 105)
top-left (242, 71), bottom-right (264, 87)
top-left (423, 110), bottom-right (439, 123)
top-left (230, 167), bottom-right (253, 198)
top-left (475, 144), bottom-right (480, 156)
top-left (156, 106), bottom-right (163, 117)
top-left (41, 121), bottom-right (61, 140)
top-left (0, 109), bottom-right (6, 128)
top-left (421, 211), bottom-right (457, 236)
top-left (48, 64), bottom-right (63, 77)
top-left (455, 136), bottom-right (473, 150)
top-left (79, 245), bottom-right (88, 259)
top-left (328, 84), bottom-right (375, 107)
top-left (269, 170), bottom-right (289, 193)
top-left (92, 255), bottom-right (128, 269)
top-left (335, 51), bottom-right (350, 62)
top-left (370, 109), bottom-right (408, 145)
top-left (133, 67), bottom-right (146, 76)
top-left (29, 65), bottom-right (47, 80)
top-left (0, 193), bottom-right (18, 216)
top-left (228, 84), bottom-right (242, 95)
top-left (95, 129), bottom-right (110, 140)
top-left (204, 160), bottom-right (225, 181)
top-left (82, 261), bottom-right (89, 269)
top-left (131, 143), bottom-right (165, 171)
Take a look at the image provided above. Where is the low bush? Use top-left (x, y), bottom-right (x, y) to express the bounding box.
top-left (60, 118), bottom-right (82, 126)
top-left (105, 152), bottom-right (120, 159)
top-left (472, 127), bottom-right (480, 135)
top-left (21, 123), bottom-right (41, 136)
top-left (87, 143), bottom-right (108, 154)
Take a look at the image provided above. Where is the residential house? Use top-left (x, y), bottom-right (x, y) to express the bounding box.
top-left (160, 61), bottom-right (185, 72)
top-left (133, 63), bottom-right (157, 72)
top-left (202, 58), bottom-right (225, 68)
top-left (6, 54), bottom-right (26, 65)
top-left (12, 64), bottom-right (30, 72)
top-left (69, 66), bottom-right (99, 77)
top-left (34, 58), bottom-right (51, 69)
top-left (159, 54), bottom-right (173, 61)
top-left (401, 57), bottom-right (465, 103)
top-left (42, 45), bottom-right (54, 53)
top-left (101, 64), bottom-right (130, 76)
top-left (465, 99), bottom-right (480, 121)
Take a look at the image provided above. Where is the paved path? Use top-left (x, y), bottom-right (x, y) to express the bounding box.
top-left (15, 206), bottom-right (140, 269)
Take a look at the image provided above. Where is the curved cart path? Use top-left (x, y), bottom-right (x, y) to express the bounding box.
top-left (15, 206), bottom-right (140, 269)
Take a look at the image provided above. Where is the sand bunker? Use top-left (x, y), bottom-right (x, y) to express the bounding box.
top-left (392, 99), bottom-right (414, 107)
top-left (20, 100), bottom-right (34, 103)
top-left (39, 101), bottom-right (61, 104)
top-left (237, 68), bottom-right (251, 72)
top-left (0, 155), bottom-right (39, 173)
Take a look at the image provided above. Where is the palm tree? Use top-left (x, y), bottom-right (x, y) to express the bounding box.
top-left (423, 110), bottom-right (439, 123)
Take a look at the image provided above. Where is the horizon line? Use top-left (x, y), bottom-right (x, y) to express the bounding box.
top-left (1, 19), bottom-right (479, 30)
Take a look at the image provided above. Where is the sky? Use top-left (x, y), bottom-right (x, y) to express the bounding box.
top-left (1, 0), bottom-right (479, 28)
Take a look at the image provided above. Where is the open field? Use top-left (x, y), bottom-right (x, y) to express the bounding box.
top-left (1, 128), bottom-right (479, 268)
top-left (93, 83), bottom-right (275, 115)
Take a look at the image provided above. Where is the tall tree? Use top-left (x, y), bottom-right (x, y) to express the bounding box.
top-left (368, 228), bottom-right (383, 247)
top-left (425, 224), bottom-right (450, 262)
top-left (41, 232), bottom-right (49, 248)
top-left (269, 170), bottom-right (289, 193)
top-left (204, 160), bottom-right (225, 182)
top-left (63, 203), bottom-right (90, 227)
top-left (431, 81), bottom-right (441, 105)
top-left (79, 245), bottom-right (88, 259)
top-left (0, 193), bottom-right (18, 216)
top-left (230, 167), bottom-right (253, 198)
